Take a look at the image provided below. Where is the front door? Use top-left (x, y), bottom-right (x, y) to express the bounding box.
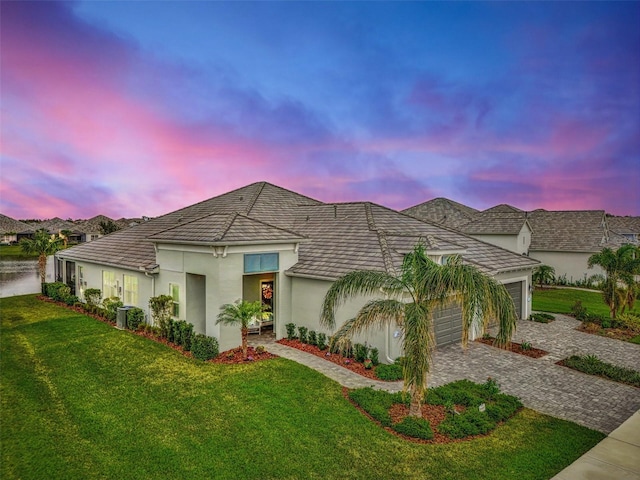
top-left (65, 261), bottom-right (76, 295)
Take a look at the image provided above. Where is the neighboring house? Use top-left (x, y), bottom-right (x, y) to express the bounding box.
top-left (0, 214), bottom-right (32, 244)
top-left (458, 212), bottom-right (532, 255)
top-left (75, 215), bottom-right (123, 242)
top-left (402, 198), bottom-right (479, 230)
top-left (527, 210), bottom-right (633, 282)
top-left (56, 182), bottom-right (539, 360)
top-left (30, 217), bottom-right (84, 244)
top-left (607, 215), bottom-right (640, 244)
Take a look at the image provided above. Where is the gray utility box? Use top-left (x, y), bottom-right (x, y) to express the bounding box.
top-left (116, 306), bottom-right (134, 330)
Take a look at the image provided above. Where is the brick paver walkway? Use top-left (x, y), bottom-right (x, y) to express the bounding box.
top-left (258, 313), bottom-right (640, 434)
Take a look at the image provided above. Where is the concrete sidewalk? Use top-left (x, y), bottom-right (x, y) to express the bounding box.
top-left (551, 409), bottom-right (640, 479)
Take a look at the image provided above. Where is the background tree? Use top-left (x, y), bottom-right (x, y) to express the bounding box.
top-left (216, 299), bottom-right (267, 359)
top-left (20, 228), bottom-right (63, 291)
top-left (588, 244), bottom-right (640, 318)
top-left (60, 229), bottom-right (73, 247)
top-left (532, 264), bottom-right (556, 289)
top-left (321, 243), bottom-right (517, 418)
top-left (99, 220), bottom-right (120, 235)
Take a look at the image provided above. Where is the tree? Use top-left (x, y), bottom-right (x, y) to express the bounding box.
top-left (60, 229), bottom-right (73, 248)
top-left (532, 264), bottom-right (555, 289)
top-left (588, 244), bottom-right (640, 318)
top-left (99, 220), bottom-right (120, 235)
top-left (216, 299), bottom-right (268, 359)
top-left (321, 243), bottom-right (517, 418)
top-left (20, 228), bottom-right (64, 290)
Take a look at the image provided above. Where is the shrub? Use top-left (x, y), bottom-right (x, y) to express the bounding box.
top-left (393, 416), bottom-right (434, 440)
top-left (317, 332), bottom-right (327, 350)
top-left (370, 347), bottom-right (380, 366)
top-left (563, 355), bottom-right (640, 387)
top-left (570, 300), bottom-right (589, 322)
top-left (348, 388), bottom-right (397, 427)
top-left (102, 297), bottom-right (123, 322)
top-left (375, 363), bottom-right (403, 381)
top-left (482, 377), bottom-right (500, 397)
top-left (308, 330), bottom-right (317, 346)
top-left (84, 288), bottom-right (102, 306)
top-left (354, 343), bottom-right (369, 363)
top-left (520, 340), bottom-right (532, 351)
top-left (618, 313), bottom-right (640, 333)
top-left (149, 295), bottom-right (173, 338)
top-left (530, 312), bottom-right (555, 323)
top-left (298, 326), bottom-right (308, 344)
top-left (178, 321), bottom-right (194, 351)
top-left (191, 334), bottom-right (219, 361)
top-left (45, 282), bottom-right (70, 301)
top-left (64, 294), bottom-right (80, 306)
top-left (600, 318), bottom-right (612, 329)
top-left (285, 323), bottom-right (297, 340)
top-left (127, 307), bottom-right (145, 331)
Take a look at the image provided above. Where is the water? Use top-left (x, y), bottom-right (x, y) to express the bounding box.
top-left (0, 259), bottom-right (40, 298)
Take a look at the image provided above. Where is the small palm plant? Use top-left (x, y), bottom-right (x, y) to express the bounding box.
top-left (20, 228), bottom-right (63, 291)
top-left (532, 264), bottom-right (555, 289)
top-left (216, 299), bottom-right (268, 359)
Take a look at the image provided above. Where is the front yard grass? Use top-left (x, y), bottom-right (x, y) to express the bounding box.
top-left (533, 287), bottom-right (640, 317)
top-left (1, 295), bottom-right (604, 480)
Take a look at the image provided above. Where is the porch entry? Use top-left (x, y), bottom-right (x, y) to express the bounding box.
top-left (242, 273), bottom-right (275, 335)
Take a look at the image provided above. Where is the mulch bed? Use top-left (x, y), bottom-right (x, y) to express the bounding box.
top-left (277, 339), bottom-right (382, 380)
top-left (213, 346), bottom-right (278, 364)
top-left (577, 322), bottom-right (639, 342)
top-left (476, 337), bottom-right (548, 358)
top-left (342, 387), bottom-right (487, 444)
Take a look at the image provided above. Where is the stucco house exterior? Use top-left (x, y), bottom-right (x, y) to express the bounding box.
top-left (0, 214), bottom-right (32, 244)
top-left (458, 212), bottom-right (532, 256)
top-left (56, 182), bottom-right (538, 361)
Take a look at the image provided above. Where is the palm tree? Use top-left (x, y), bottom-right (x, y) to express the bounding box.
top-left (321, 243), bottom-right (517, 418)
top-left (60, 229), bottom-right (73, 248)
top-left (216, 299), bottom-right (268, 359)
top-left (532, 264), bottom-right (555, 289)
top-left (588, 244), bottom-right (640, 318)
top-left (20, 228), bottom-right (64, 291)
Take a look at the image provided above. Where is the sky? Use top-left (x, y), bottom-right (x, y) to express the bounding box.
top-left (1, 1), bottom-right (639, 220)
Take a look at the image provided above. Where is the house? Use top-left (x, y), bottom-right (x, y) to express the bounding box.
top-left (29, 217), bottom-right (84, 244)
top-left (55, 182), bottom-right (539, 360)
top-left (526, 210), bottom-right (633, 282)
top-left (0, 214), bottom-right (32, 244)
top-left (607, 215), bottom-right (640, 244)
top-left (458, 212), bottom-right (532, 255)
top-left (75, 215), bottom-right (131, 242)
top-left (402, 198), bottom-right (479, 230)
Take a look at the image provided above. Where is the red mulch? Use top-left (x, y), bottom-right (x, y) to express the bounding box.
top-left (476, 337), bottom-right (548, 358)
top-left (213, 346), bottom-right (278, 364)
top-left (36, 296), bottom-right (278, 364)
top-left (577, 322), bottom-right (639, 342)
top-left (277, 339), bottom-right (382, 380)
top-left (342, 387), bottom-right (488, 444)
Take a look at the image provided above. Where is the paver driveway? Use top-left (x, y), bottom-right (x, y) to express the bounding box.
top-left (264, 313), bottom-right (640, 434)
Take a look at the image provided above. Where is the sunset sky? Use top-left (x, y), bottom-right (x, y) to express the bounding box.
top-left (1, 1), bottom-right (639, 220)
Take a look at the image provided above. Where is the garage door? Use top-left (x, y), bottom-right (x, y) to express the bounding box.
top-left (434, 303), bottom-right (463, 346)
top-left (504, 281), bottom-right (523, 320)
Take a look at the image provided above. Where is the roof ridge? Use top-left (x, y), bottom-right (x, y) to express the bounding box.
top-left (376, 230), bottom-right (397, 276)
top-left (218, 212), bottom-right (239, 241)
top-left (364, 202), bottom-right (376, 231)
top-left (244, 182), bottom-right (267, 216)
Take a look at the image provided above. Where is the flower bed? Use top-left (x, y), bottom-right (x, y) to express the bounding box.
top-left (277, 338), bottom-right (386, 380)
top-left (476, 336), bottom-right (548, 358)
top-left (214, 346), bottom-right (278, 364)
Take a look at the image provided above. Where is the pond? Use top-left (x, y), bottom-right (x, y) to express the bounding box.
top-left (0, 259), bottom-right (40, 298)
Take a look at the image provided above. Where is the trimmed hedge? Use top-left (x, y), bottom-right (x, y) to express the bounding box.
top-left (563, 355), bottom-right (640, 388)
top-left (375, 363), bottom-right (403, 381)
top-left (126, 308), bottom-right (145, 331)
top-left (191, 334), bottom-right (219, 361)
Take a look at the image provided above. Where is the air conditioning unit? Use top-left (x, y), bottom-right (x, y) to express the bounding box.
top-left (116, 306), bottom-right (133, 329)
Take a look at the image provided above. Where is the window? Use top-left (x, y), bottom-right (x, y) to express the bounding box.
top-left (124, 275), bottom-right (138, 306)
top-left (90, 234), bottom-right (99, 241)
top-left (170, 283), bottom-right (180, 317)
top-left (102, 271), bottom-right (118, 298)
top-left (244, 253), bottom-right (279, 273)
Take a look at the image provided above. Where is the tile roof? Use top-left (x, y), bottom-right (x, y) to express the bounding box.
top-left (32, 217), bottom-right (81, 234)
top-left (527, 210), bottom-right (621, 252)
top-left (0, 214), bottom-right (32, 234)
top-left (402, 198), bottom-right (478, 229)
top-left (607, 216), bottom-right (640, 236)
top-left (460, 212), bottom-right (530, 235)
top-left (59, 182), bottom-right (539, 277)
top-left (483, 204), bottom-right (523, 213)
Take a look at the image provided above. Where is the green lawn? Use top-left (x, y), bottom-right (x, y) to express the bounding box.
top-left (532, 287), bottom-right (640, 317)
top-left (1, 295), bottom-right (604, 480)
top-left (0, 245), bottom-right (37, 259)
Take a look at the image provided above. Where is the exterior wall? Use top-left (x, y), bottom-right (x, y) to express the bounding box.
top-left (470, 234), bottom-right (519, 254)
top-left (155, 242), bottom-right (299, 352)
top-left (529, 250), bottom-right (604, 283)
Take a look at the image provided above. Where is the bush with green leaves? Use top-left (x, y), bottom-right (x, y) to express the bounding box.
top-left (126, 308), bottom-right (145, 331)
top-left (308, 330), bottom-right (317, 346)
top-left (285, 323), bottom-right (297, 340)
top-left (530, 312), bottom-right (555, 323)
top-left (563, 355), bottom-right (640, 388)
top-left (177, 321), bottom-right (194, 351)
top-left (102, 297), bottom-right (123, 321)
top-left (149, 295), bottom-right (173, 338)
top-left (317, 332), bottom-right (327, 350)
top-left (570, 300), bottom-right (589, 322)
top-left (370, 347), bottom-right (380, 366)
top-left (297, 326), bottom-right (308, 344)
top-left (348, 387), bottom-right (405, 427)
top-left (191, 334), bottom-right (219, 361)
top-left (393, 416), bottom-right (434, 440)
top-left (64, 295), bottom-right (80, 306)
top-left (84, 288), bottom-right (102, 307)
top-left (45, 282), bottom-right (70, 302)
top-left (375, 363), bottom-right (403, 381)
top-left (354, 343), bottom-right (369, 363)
